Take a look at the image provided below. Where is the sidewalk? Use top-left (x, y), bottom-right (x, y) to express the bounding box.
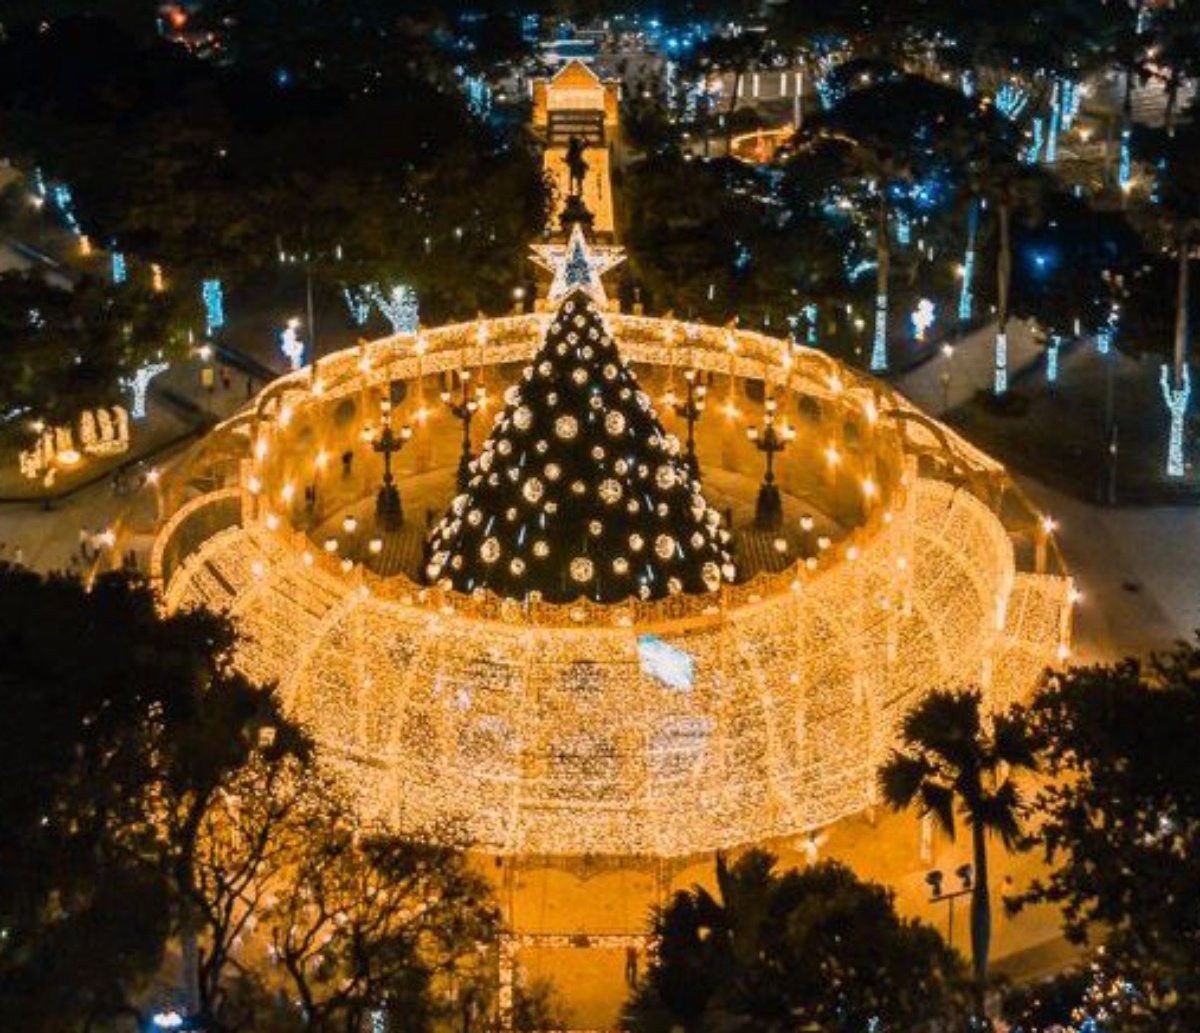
top-left (893, 319), bottom-right (1041, 416)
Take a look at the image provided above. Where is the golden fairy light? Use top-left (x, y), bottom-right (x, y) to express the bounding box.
top-left (151, 311), bottom-right (1072, 858)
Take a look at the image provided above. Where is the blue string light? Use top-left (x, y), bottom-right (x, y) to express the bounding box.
top-left (202, 279), bottom-right (225, 336)
top-left (366, 284), bottom-right (420, 335)
top-left (994, 331), bottom-right (1009, 396)
top-left (996, 82), bottom-right (1029, 121)
top-left (111, 251), bottom-right (127, 285)
top-left (1046, 81), bottom-right (1062, 164)
top-left (343, 287), bottom-right (373, 327)
top-left (1160, 364), bottom-right (1190, 477)
top-left (1025, 117), bottom-right (1045, 164)
top-left (1118, 126), bottom-right (1133, 189)
top-left (464, 74), bottom-right (492, 119)
top-left (959, 199), bottom-right (979, 324)
top-left (1047, 333), bottom-right (1061, 384)
top-left (870, 289), bottom-right (889, 372)
top-left (51, 183), bottom-right (81, 235)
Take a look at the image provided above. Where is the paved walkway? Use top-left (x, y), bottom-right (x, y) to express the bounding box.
top-left (894, 318), bottom-right (1040, 416)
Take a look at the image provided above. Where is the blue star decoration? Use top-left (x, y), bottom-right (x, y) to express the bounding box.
top-left (530, 223), bottom-right (625, 307)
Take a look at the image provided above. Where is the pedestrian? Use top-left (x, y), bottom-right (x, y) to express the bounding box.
top-left (13, 545), bottom-right (24, 567)
top-left (342, 450), bottom-right (354, 477)
top-left (624, 945), bottom-right (639, 987)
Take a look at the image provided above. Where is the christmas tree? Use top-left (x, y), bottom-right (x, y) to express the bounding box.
top-left (424, 290), bottom-right (736, 604)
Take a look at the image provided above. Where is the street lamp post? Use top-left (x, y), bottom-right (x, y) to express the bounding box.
top-left (747, 395), bottom-right (795, 531)
top-left (925, 864), bottom-right (973, 950)
top-left (441, 370), bottom-right (485, 493)
top-left (372, 398), bottom-right (412, 531)
top-left (664, 369), bottom-right (707, 479)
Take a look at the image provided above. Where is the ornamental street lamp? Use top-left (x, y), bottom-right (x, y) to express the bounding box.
top-left (441, 370), bottom-right (486, 492)
top-left (747, 396), bottom-right (795, 531)
top-left (664, 369), bottom-right (707, 479)
top-left (372, 398), bottom-right (412, 530)
top-left (925, 864), bottom-right (973, 949)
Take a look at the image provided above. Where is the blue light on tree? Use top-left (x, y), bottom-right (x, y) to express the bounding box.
top-left (996, 82), bottom-right (1029, 121)
top-left (1046, 332), bottom-right (1061, 384)
top-left (1160, 364), bottom-right (1190, 477)
top-left (1025, 117), bottom-right (1045, 164)
top-left (803, 302), bottom-right (818, 347)
top-left (343, 286), bottom-right (373, 327)
top-left (202, 279), bottom-right (225, 336)
top-left (51, 184), bottom-right (81, 235)
top-left (1097, 304), bottom-right (1119, 355)
top-left (1118, 127), bottom-right (1133, 190)
top-left (1046, 81), bottom-right (1062, 164)
top-left (111, 251), bottom-right (127, 285)
top-left (895, 209), bottom-right (911, 246)
top-left (959, 198), bottom-right (980, 324)
top-left (463, 74), bottom-right (492, 119)
top-left (815, 54), bottom-right (844, 110)
top-left (845, 257), bottom-right (876, 283)
top-left (366, 284), bottom-right (420, 335)
top-left (870, 290), bottom-right (888, 372)
top-left (994, 332), bottom-right (1009, 396)
top-left (1062, 80), bottom-right (1081, 129)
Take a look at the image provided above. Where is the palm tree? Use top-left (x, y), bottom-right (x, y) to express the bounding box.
top-left (879, 688), bottom-right (1037, 1011)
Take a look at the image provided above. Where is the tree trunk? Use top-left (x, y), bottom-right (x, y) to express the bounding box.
top-left (871, 193), bottom-right (890, 373)
top-left (969, 820), bottom-right (991, 1013)
top-left (725, 65), bottom-right (744, 157)
top-left (1175, 240), bottom-right (1190, 389)
top-left (994, 200), bottom-right (1012, 395)
top-left (1166, 72), bottom-right (1181, 138)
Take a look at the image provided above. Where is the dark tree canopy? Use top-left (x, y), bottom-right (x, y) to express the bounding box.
top-left (0, 272), bottom-right (197, 421)
top-left (625, 851), bottom-right (970, 1032)
top-left (0, 568), bottom-right (303, 1032)
top-left (1017, 643), bottom-right (1200, 1030)
top-left (0, 12), bottom-right (548, 320)
top-left (1011, 191), bottom-right (1139, 338)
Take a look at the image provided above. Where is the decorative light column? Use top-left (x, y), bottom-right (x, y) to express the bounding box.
top-left (664, 369), bottom-right (707, 479)
top-left (441, 370), bottom-right (485, 492)
top-left (747, 396), bottom-right (795, 531)
top-left (372, 399), bottom-right (412, 530)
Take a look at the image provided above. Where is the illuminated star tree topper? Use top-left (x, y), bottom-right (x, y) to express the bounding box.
top-left (530, 223), bottom-right (625, 308)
